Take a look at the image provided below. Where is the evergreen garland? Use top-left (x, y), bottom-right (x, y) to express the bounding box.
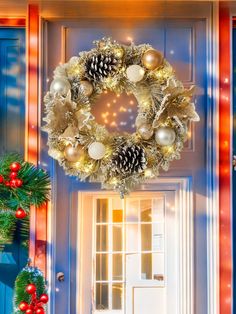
top-left (14, 266), bottom-right (48, 314)
top-left (0, 153), bottom-right (50, 211)
top-left (0, 153), bottom-right (50, 249)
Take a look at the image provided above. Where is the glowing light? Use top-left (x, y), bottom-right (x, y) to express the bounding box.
top-left (144, 169), bottom-right (154, 178)
top-left (110, 177), bottom-right (118, 185)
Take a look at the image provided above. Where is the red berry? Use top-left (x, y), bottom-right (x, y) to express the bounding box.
top-left (9, 171), bottom-right (18, 179)
top-left (19, 301), bottom-right (29, 311)
top-left (10, 162), bottom-right (21, 172)
top-left (15, 178), bottom-right (23, 187)
top-left (25, 309), bottom-right (33, 314)
top-left (0, 175), bottom-right (4, 183)
top-left (26, 283), bottom-right (36, 295)
top-left (15, 208), bottom-right (27, 219)
top-left (5, 181), bottom-right (10, 187)
top-left (10, 179), bottom-right (17, 188)
top-left (39, 293), bottom-right (49, 304)
top-left (35, 307), bottom-right (45, 314)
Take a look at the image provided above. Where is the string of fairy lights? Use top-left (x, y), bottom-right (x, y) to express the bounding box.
top-left (43, 37), bottom-right (199, 196)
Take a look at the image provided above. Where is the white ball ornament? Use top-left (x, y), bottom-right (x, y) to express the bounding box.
top-left (88, 142), bottom-right (106, 160)
top-left (50, 77), bottom-right (71, 95)
top-left (126, 65), bottom-right (145, 83)
top-left (155, 127), bottom-right (176, 146)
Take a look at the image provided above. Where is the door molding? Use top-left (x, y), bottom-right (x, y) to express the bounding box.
top-left (76, 177), bottom-right (193, 314)
top-left (40, 3), bottom-right (220, 314)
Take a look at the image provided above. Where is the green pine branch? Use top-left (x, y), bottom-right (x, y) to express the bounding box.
top-left (14, 266), bottom-right (47, 314)
top-left (0, 211), bottom-right (16, 250)
top-left (0, 153), bottom-right (50, 211)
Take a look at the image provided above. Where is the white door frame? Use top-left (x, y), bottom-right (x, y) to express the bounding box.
top-left (76, 177), bottom-right (193, 314)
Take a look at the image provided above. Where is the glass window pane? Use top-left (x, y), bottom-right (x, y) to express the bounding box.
top-left (113, 225), bottom-right (123, 251)
top-left (126, 200), bottom-right (139, 222)
top-left (96, 283), bottom-right (109, 310)
top-left (96, 254), bottom-right (108, 281)
top-left (153, 223), bottom-right (164, 251)
top-left (126, 224), bottom-right (139, 252)
top-left (153, 198), bottom-right (164, 222)
top-left (153, 253), bottom-right (164, 282)
top-left (96, 225), bottom-right (108, 252)
top-left (141, 224), bottom-right (152, 251)
top-left (113, 209), bottom-right (123, 223)
top-left (112, 284), bottom-right (123, 310)
top-left (112, 198), bottom-right (123, 223)
top-left (97, 199), bottom-right (108, 223)
top-left (141, 253), bottom-right (152, 280)
top-left (140, 199), bottom-right (152, 222)
top-left (112, 254), bottom-right (123, 280)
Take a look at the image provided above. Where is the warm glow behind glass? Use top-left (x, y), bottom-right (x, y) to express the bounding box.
top-left (91, 91), bottom-right (138, 133)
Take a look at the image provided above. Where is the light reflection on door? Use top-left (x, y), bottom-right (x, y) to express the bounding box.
top-left (94, 196), bottom-right (165, 314)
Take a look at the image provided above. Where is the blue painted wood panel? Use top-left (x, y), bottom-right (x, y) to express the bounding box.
top-left (0, 28), bottom-right (26, 314)
top-left (42, 17), bottom-right (209, 314)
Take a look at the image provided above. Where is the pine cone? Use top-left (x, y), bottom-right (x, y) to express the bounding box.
top-left (113, 145), bottom-right (147, 175)
top-left (85, 53), bottom-right (120, 81)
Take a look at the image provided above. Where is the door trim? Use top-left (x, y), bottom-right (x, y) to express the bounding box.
top-left (41, 3), bottom-right (220, 314)
top-left (76, 177), bottom-right (193, 314)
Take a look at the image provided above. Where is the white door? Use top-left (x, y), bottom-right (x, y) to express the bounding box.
top-left (78, 185), bottom-right (186, 314)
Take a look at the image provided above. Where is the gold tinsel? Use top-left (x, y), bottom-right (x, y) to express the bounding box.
top-left (43, 38), bottom-right (199, 196)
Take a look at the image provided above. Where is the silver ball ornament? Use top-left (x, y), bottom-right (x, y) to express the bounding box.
top-left (138, 124), bottom-right (154, 140)
top-left (126, 65), bottom-right (145, 83)
top-left (88, 142), bottom-right (106, 160)
top-left (50, 77), bottom-right (71, 95)
top-left (64, 144), bottom-right (83, 162)
top-left (155, 127), bottom-right (176, 146)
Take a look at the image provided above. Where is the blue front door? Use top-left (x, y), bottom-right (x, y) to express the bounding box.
top-left (0, 28), bottom-right (26, 314)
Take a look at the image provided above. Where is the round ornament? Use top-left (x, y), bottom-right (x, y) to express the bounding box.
top-left (126, 65), bottom-right (145, 83)
top-left (64, 144), bottom-right (83, 162)
top-left (88, 142), bottom-right (106, 160)
top-left (26, 283), bottom-right (37, 295)
top-left (35, 307), bottom-right (45, 314)
top-left (15, 208), bottom-right (27, 219)
top-left (25, 309), bottom-right (33, 314)
top-left (39, 293), bottom-right (49, 304)
top-left (10, 179), bottom-right (17, 188)
top-left (44, 37), bottom-right (199, 196)
top-left (9, 171), bottom-right (18, 179)
top-left (137, 124), bottom-right (154, 140)
top-left (19, 301), bottom-right (29, 311)
top-left (142, 49), bottom-right (163, 70)
top-left (5, 181), bottom-right (10, 187)
top-left (15, 178), bottom-right (23, 187)
top-left (80, 80), bottom-right (93, 97)
top-left (155, 127), bottom-right (176, 146)
top-left (0, 175), bottom-right (3, 183)
top-left (10, 162), bottom-right (21, 172)
top-left (50, 77), bottom-right (71, 95)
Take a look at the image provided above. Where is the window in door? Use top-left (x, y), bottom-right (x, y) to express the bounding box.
top-left (94, 196), bottom-right (165, 313)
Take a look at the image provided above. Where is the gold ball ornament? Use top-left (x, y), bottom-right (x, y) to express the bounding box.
top-left (64, 144), bottom-right (83, 162)
top-left (135, 115), bottom-right (148, 128)
top-left (142, 49), bottom-right (163, 70)
top-left (80, 80), bottom-right (93, 97)
top-left (138, 124), bottom-right (154, 140)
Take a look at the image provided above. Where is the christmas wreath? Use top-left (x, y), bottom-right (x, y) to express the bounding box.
top-left (44, 37), bottom-right (199, 196)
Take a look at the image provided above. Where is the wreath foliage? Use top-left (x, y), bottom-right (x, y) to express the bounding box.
top-left (44, 38), bottom-right (199, 196)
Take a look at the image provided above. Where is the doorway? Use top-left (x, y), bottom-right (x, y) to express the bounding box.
top-left (77, 179), bottom-right (192, 314)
